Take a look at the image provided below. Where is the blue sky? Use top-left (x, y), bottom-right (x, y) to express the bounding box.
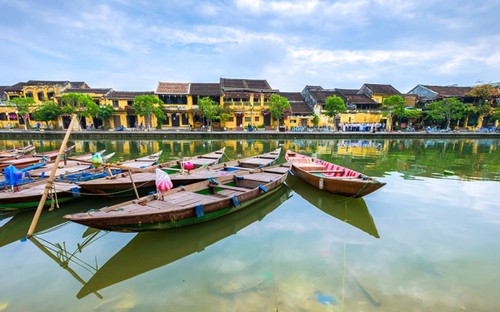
top-left (1, 0), bottom-right (499, 93)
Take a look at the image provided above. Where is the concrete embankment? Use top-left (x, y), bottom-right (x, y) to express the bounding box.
top-left (1, 130), bottom-right (499, 140)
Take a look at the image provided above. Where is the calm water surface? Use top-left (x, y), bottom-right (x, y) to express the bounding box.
top-left (0, 138), bottom-right (499, 311)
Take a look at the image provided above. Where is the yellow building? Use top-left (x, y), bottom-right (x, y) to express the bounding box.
top-left (1, 80), bottom-right (89, 129)
top-left (103, 90), bottom-right (155, 129)
top-left (219, 78), bottom-right (278, 130)
top-left (301, 86), bottom-right (382, 129)
top-left (155, 78), bottom-right (279, 130)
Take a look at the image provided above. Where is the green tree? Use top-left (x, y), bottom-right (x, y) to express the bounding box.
top-left (60, 93), bottom-right (100, 129)
top-left (491, 106), bottom-right (500, 122)
top-left (467, 84), bottom-right (496, 128)
top-left (153, 106), bottom-right (166, 129)
top-left (133, 95), bottom-right (164, 129)
top-left (97, 104), bottom-right (114, 130)
top-left (268, 94), bottom-right (291, 126)
top-left (462, 103), bottom-right (477, 129)
top-left (425, 98), bottom-right (464, 129)
top-left (324, 95), bottom-right (346, 118)
top-left (312, 113), bottom-right (319, 128)
top-left (383, 95), bottom-right (406, 130)
top-left (195, 97), bottom-right (219, 129)
top-left (7, 97), bottom-right (35, 129)
top-left (33, 101), bottom-right (62, 127)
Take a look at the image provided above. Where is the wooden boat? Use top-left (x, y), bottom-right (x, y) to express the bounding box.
top-left (286, 173), bottom-right (379, 237)
top-left (0, 179), bottom-right (80, 211)
top-left (113, 150), bottom-right (163, 169)
top-left (76, 148), bottom-right (226, 197)
top-left (76, 185), bottom-right (291, 298)
top-left (0, 156), bottom-right (46, 171)
top-left (0, 162), bottom-right (46, 190)
top-left (33, 144), bottom-right (76, 161)
top-left (0, 145), bottom-right (77, 171)
top-left (64, 165), bottom-right (289, 231)
top-left (168, 148), bottom-right (282, 186)
top-left (285, 150), bottom-right (386, 198)
top-left (28, 150), bottom-right (114, 178)
top-left (0, 144), bottom-right (36, 158)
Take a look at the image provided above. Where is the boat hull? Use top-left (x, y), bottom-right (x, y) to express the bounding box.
top-left (290, 165), bottom-right (385, 198)
top-left (65, 166), bottom-right (289, 231)
top-left (0, 185), bottom-right (80, 210)
top-left (286, 150), bottom-right (385, 198)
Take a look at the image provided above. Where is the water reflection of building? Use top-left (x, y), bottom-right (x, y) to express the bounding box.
top-left (335, 140), bottom-right (387, 157)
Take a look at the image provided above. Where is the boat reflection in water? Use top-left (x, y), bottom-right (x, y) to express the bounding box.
top-left (286, 174), bottom-right (379, 238)
top-left (0, 197), bottom-right (123, 249)
top-left (77, 184), bottom-right (292, 299)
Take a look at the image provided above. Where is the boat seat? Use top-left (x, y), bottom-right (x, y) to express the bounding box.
top-left (209, 184), bottom-right (249, 192)
top-left (293, 163), bottom-right (324, 171)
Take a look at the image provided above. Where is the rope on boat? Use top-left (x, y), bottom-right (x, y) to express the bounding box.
top-left (49, 183), bottom-right (60, 211)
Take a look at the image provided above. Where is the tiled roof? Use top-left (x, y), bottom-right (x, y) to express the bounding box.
top-left (70, 81), bottom-right (89, 89)
top-left (280, 92), bottom-right (313, 114)
top-left (335, 89), bottom-right (359, 96)
top-left (422, 85), bottom-right (472, 97)
top-left (156, 82), bottom-right (190, 94)
top-left (26, 80), bottom-right (70, 86)
top-left (62, 88), bottom-right (112, 96)
top-left (5, 82), bottom-right (26, 92)
top-left (304, 85), bottom-right (324, 91)
top-left (363, 83), bottom-right (401, 95)
top-left (309, 90), bottom-right (339, 103)
top-left (345, 94), bottom-right (377, 105)
top-left (107, 91), bottom-right (154, 100)
top-left (190, 83), bottom-right (221, 96)
top-left (220, 78), bottom-right (273, 91)
top-left (4, 80), bottom-right (89, 92)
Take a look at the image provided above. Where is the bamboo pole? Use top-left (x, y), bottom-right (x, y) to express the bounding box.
top-left (128, 169), bottom-right (140, 199)
top-left (27, 115), bottom-right (78, 238)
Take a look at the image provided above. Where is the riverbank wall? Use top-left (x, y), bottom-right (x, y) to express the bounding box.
top-left (1, 129), bottom-right (499, 140)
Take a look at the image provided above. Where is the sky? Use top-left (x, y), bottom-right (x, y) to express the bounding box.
top-left (1, 0), bottom-right (499, 93)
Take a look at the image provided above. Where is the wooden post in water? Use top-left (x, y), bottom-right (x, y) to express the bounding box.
top-left (27, 115), bottom-right (78, 238)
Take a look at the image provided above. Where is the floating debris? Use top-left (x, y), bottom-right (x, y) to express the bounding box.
top-left (314, 290), bottom-right (337, 306)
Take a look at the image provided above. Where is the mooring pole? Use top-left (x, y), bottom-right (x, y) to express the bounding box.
top-left (27, 115), bottom-right (77, 238)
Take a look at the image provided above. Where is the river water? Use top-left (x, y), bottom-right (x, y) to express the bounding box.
top-left (0, 138), bottom-right (499, 311)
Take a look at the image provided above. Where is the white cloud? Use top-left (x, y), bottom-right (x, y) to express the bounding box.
top-left (1, 0), bottom-right (499, 91)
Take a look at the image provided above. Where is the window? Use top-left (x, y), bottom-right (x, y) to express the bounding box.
top-left (255, 116), bottom-right (260, 122)
top-left (0, 113), bottom-right (7, 120)
top-left (245, 117), bottom-right (251, 122)
top-left (37, 92), bottom-right (44, 101)
top-left (26, 92), bottom-right (33, 98)
top-left (112, 100), bottom-right (119, 108)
